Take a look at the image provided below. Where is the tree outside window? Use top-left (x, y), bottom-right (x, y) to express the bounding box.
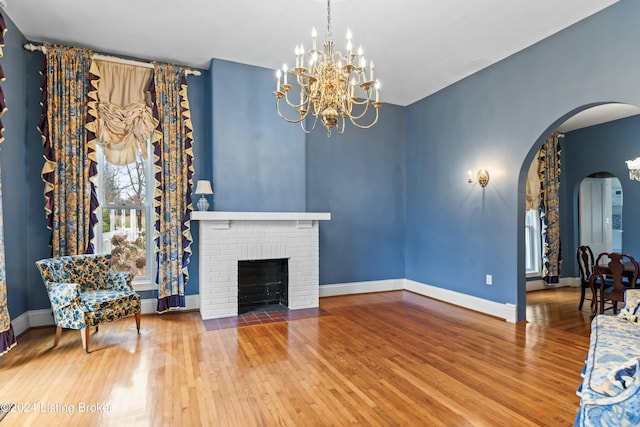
top-left (96, 147), bottom-right (153, 283)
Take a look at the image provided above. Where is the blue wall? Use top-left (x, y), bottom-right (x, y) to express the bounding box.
top-left (1, 15), bottom-right (30, 317)
top-left (25, 48), bottom-right (51, 311)
top-left (562, 115), bottom-right (640, 277)
top-left (306, 104), bottom-right (406, 284)
top-left (406, 0), bottom-right (640, 321)
top-left (208, 58), bottom-right (406, 285)
top-left (210, 59), bottom-right (306, 212)
top-left (181, 67), bottom-right (211, 297)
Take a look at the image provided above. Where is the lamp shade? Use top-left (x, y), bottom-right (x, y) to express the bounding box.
top-left (194, 180), bottom-right (213, 195)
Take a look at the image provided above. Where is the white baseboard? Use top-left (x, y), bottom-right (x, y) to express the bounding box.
top-left (12, 309), bottom-right (54, 336)
top-left (12, 295), bottom-right (200, 336)
top-left (403, 279), bottom-right (518, 323)
top-left (526, 277), bottom-right (580, 292)
top-left (29, 308), bottom-right (55, 328)
top-left (319, 279), bottom-right (404, 297)
top-left (318, 278), bottom-right (519, 323)
top-left (11, 311), bottom-right (30, 336)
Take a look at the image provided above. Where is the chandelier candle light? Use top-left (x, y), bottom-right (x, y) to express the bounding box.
top-left (274, 0), bottom-right (382, 136)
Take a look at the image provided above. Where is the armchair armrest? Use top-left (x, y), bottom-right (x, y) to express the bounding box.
top-left (47, 282), bottom-right (81, 309)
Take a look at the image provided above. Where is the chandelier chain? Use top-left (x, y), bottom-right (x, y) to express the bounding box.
top-left (326, 0), bottom-right (332, 40)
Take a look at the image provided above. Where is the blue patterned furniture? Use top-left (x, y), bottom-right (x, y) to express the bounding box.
top-left (35, 254), bottom-right (141, 353)
top-left (575, 289), bottom-right (640, 426)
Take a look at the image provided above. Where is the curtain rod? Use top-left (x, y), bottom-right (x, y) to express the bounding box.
top-left (23, 43), bottom-right (201, 76)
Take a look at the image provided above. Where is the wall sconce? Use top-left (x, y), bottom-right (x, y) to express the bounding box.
top-left (467, 169), bottom-right (490, 188)
top-left (626, 157), bottom-right (640, 181)
top-left (194, 180), bottom-right (214, 211)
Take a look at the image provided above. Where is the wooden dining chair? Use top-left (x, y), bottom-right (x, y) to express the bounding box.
top-left (594, 252), bottom-right (639, 315)
top-left (576, 246), bottom-right (595, 311)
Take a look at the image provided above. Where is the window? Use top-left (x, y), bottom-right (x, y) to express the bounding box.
top-left (95, 141), bottom-right (155, 289)
top-left (525, 209), bottom-right (542, 277)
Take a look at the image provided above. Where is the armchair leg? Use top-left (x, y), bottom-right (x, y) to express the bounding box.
top-left (135, 310), bottom-right (141, 334)
top-left (80, 328), bottom-right (90, 353)
top-left (53, 326), bottom-right (62, 348)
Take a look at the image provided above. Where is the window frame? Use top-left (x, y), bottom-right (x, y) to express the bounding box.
top-left (94, 141), bottom-right (156, 291)
top-left (525, 208), bottom-right (543, 278)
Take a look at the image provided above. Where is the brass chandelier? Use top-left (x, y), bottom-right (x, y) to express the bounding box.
top-left (274, 0), bottom-right (382, 136)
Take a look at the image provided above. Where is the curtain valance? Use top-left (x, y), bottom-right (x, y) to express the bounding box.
top-left (87, 60), bottom-right (157, 165)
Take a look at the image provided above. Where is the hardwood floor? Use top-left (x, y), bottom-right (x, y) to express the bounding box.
top-left (0, 289), bottom-right (591, 426)
top-left (526, 286), bottom-right (594, 337)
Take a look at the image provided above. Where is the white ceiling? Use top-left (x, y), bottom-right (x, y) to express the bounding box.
top-left (2, 0), bottom-right (635, 131)
top-left (558, 104), bottom-right (640, 133)
top-left (2, 0), bottom-right (619, 106)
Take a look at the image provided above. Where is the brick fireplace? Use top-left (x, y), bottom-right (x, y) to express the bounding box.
top-left (192, 211), bottom-right (331, 320)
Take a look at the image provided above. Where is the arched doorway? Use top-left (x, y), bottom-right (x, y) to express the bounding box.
top-left (519, 102), bottom-right (640, 322)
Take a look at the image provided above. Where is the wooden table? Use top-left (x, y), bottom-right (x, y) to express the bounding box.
top-left (588, 261), bottom-right (638, 313)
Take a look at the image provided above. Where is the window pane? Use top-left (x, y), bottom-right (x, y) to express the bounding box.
top-left (525, 209), bottom-right (541, 276)
top-left (102, 208), bottom-right (147, 278)
top-left (96, 144), bottom-right (153, 284)
top-left (102, 153), bottom-right (147, 207)
top-left (525, 227), bottom-right (532, 270)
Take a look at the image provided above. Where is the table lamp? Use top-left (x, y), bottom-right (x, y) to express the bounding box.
top-left (194, 180), bottom-right (213, 211)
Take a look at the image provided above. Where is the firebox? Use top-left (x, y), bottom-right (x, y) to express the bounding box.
top-left (237, 259), bottom-right (289, 314)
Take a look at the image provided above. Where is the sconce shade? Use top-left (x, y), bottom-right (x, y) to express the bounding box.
top-left (626, 157), bottom-right (640, 181)
top-left (195, 180), bottom-right (213, 195)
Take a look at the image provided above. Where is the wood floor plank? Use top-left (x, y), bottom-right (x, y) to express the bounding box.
top-left (0, 288), bottom-right (591, 426)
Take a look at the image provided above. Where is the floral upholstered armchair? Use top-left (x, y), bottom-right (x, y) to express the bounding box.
top-left (35, 254), bottom-right (141, 353)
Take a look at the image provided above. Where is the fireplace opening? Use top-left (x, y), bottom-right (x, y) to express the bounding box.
top-left (238, 259), bottom-right (289, 314)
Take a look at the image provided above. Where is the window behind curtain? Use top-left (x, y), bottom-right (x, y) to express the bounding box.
top-left (95, 140), bottom-right (154, 287)
top-left (525, 209), bottom-right (542, 277)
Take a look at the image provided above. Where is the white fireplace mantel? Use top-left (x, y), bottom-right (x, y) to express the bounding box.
top-left (192, 211), bottom-right (331, 221)
top-left (192, 211), bottom-right (330, 320)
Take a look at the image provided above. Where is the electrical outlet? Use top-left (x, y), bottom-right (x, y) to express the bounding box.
top-left (486, 274), bottom-right (492, 285)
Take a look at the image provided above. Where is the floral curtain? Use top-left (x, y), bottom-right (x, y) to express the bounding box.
top-left (39, 44), bottom-right (98, 257)
top-left (0, 165), bottom-right (15, 356)
top-left (0, 11), bottom-right (16, 356)
top-left (539, 131), bottom-right (562, 283)
top-left (0, 13), bottom-right (5, 145)
top-left (149, 63), bottom-right (194, 313)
